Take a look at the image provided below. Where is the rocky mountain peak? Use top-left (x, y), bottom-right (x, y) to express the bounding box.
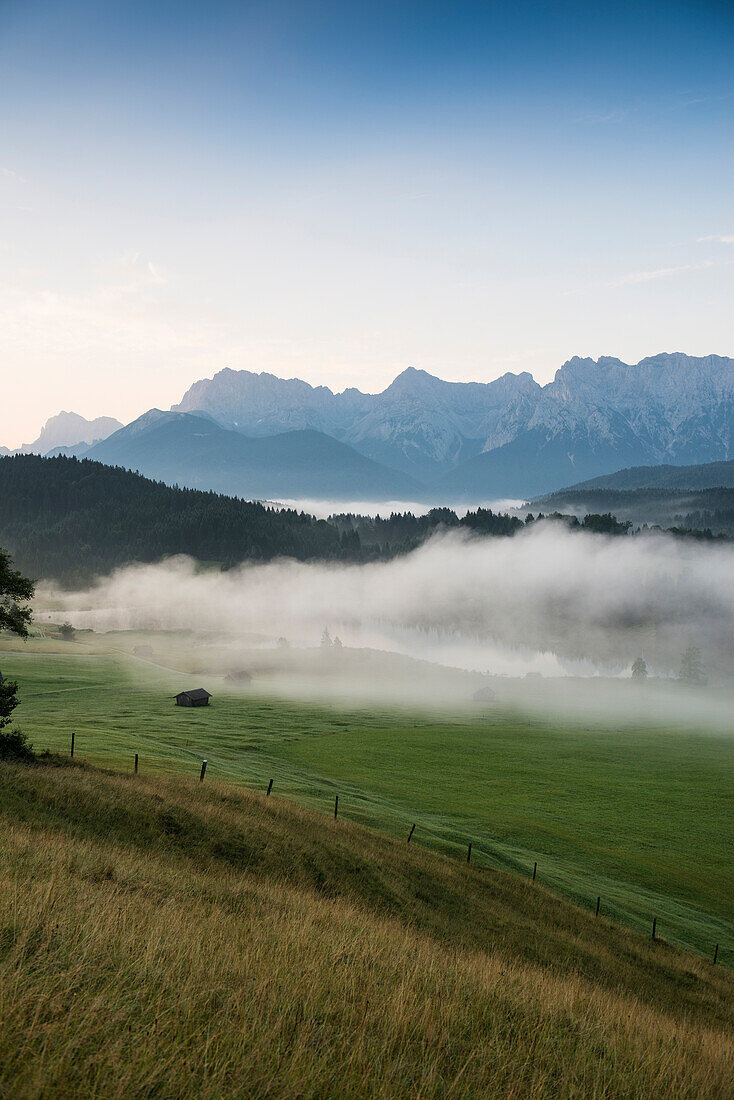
top-left (11, 411), bottom-right (123, 455)
top-left (159, 353), bottom-right (734, 490)
top-left (382, 367), bottom-right (443, 396)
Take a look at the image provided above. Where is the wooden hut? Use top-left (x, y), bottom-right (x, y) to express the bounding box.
top-left (174, 688), bottom-right (212, 708)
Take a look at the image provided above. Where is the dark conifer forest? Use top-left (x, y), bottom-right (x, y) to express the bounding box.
top-left (0, 455), bottom-right (539, 584)
top-left (0, 455), bottom-right (343, 585)
top-left (0, 454), bottom-right (709, 587)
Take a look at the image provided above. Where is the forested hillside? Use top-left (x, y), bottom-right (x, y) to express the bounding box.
top-left (535, 485), bottom-right (734, 536)
top-left (0, 454), bottom-right (679, 587)
top-left (0, 455), bottom-right (341, 585)
top-left (563, 457), bottom-right (734, 492)
top-left (0, 456), bottom-right (531, 585)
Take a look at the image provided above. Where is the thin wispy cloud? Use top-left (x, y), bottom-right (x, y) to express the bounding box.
top-left (609, 259), bottom-right (725, 287)
top-left (0, 165), bottom-right (28, 183)
top-left (697, 234), bottom-right (734, 245)
top-left (664, 89), bottom-right (734, 113)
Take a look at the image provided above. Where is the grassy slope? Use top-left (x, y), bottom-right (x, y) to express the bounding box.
top-left (3, 637), bottom-right (734, 965)
top-left (0, 761), bottom-right (732, 1098)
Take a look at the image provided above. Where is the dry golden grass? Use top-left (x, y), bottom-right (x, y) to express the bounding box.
top-left (0, 762), bottom-right (732, 1098)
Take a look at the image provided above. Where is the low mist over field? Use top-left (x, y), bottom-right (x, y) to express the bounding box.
top-left (35, 524), bottom-right (734, 725)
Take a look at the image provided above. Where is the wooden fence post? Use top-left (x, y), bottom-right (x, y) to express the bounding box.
top-left (200, 759), bottom-right (207, 783)
top-left (595, 895), bottom-right (600, 917)
top-left (266, 778), bottom-right (273, 797)
top-left (407, 824), bottom-right (416, 843)
top-left (532, 861), bottom-right (537, 883)
top-left (652, 917), bottom-right (657, 941)
top-left (467, 842), bottom-right (472, 864)
top-left (713, 943), bottom-right (719, 965)
top-left (70, 731), bottom-right (75, 759)
top-left (334, 794), bottom-right (339, 820)
top-left (134, 753), bottom-right (139, 775)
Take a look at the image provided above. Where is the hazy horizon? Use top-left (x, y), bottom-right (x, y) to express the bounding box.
top-left (2, 0), bottom-right (733, 446)
top-left (8, 351), bottom-right (734, 453)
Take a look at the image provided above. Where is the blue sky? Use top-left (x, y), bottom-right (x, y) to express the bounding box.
top-left (1, 0), bottom-right (733, 444)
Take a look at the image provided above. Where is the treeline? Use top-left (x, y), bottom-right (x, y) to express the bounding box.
top-left (676, 507), bottom-right (734, 537)
top-left (331, 507), bottom-right (630, 553)
top-left (330, 506), bottom-right (525, 556)
top-left (0, 454), bottom-right (691, 588)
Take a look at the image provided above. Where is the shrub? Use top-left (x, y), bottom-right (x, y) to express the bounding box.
top-left (0, 728), bottom-right (36, 763)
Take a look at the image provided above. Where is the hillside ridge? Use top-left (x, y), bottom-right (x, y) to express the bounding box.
top-left (1, 759), bottom-right (731, 1096)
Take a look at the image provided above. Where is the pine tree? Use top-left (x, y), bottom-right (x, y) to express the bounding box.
top-left (631, 657), bottom-right (648, 680)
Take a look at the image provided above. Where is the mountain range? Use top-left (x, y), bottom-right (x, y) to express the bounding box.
top-left (172, 353), bottom-right (734, 497)
top-left (173, 364), bottom-right (537, 483)
top-left (8, 353), bottom-right (734, 501)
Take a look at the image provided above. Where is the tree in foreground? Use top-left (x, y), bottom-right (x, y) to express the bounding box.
top-left (678, 645), bottom-right (707, 686)
top-left (0, 548), bottom-right (35, 760)
top-left (0, 548), bottom-right (33, 637)
top-left (631, 657), bottom-right (648, 681)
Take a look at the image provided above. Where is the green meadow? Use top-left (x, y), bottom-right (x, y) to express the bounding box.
top-left (3, 635), bottom-right (733, 966)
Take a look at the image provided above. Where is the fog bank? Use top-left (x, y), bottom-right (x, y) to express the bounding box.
top-left (35, 524), bottom-right (734, 710)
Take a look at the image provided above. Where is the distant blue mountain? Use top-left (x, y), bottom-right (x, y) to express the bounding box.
top-left (173, 354), bottom-right (734, 498)
top-left (86, 411), bottom-right (425, 501)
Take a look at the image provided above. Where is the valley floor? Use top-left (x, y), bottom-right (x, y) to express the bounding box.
top-left (2, 632), bottom-right (733, 968)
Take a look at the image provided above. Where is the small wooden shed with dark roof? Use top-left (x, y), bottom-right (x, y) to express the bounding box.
top-left (174, 688), bottom-right (212, 707)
